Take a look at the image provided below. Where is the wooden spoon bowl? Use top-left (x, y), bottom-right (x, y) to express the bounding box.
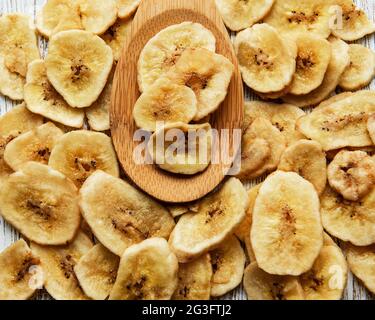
top-left (110, 0), bottom-right (243, 203)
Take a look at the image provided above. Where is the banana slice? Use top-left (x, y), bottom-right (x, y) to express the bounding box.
top-left (339, 44), bottom-right (375, 91)
top-left (148, 122), bottom-right (212, 175)
top-left (137, 22), bottom-right (216, 92)
top-left (215, 0), bottom-right (275, 31)
top-left (79, 171), bottom-right (175, 256)
top-left (0, 14), bottom-right (39, 77)
top-left (332, 1), bottom-right (375, 41)
top-left (169, 178), bottom-right (248, 263)
top-left (238, 117), bottom-right (286, 181)
top-left (74, 243), bottom-right (120, 300)
top-left (235, 24), bottom-right (296, 94)
top-left (31, 231), bottom-right (93, 300)
top-left (117, 0), bottom-right (141, 19)
top-left (289, 34), bottom-right (331, 96)
top-left (244, 101), bottom-right (305, 146)
top-left (368, 114), bottom-right (375, 144)
top-left (45, 30), bottom-right (113, 108)
top-left (278, 140), bottom-right (327, 195)
top-left (327, 150), bottom-right (375, 201)
top-left (0, 56), bottom-right (25, 100)
top-left (321, 186), bottom-right (375, 246)
top-left (4, 122), bottom-right (64, 171)
top-left (0, 239), bottom-right (42, 300)
top-left (251, 171), bottom-right (323, 276)
top-left (297, 91), bottom-right (375, 151)
top-left (101, 18), bottom-right (131, 61)
top-left (0, 162), bottom-right (81, 245)
top-left (133, 78), bottom-right (197, 131)
top-left (210, 235), bottom-right (246, 297)
top-left (109, 238), bottom-right (178, 300)
top-left (48, 130), bottom-right (119, 188)
top-left (244, 234), bottom-right (256, 263)
top-left (0, 136), bottom-right (13, 187)
top-left (166, 48), bottom-right (234, 121)
top-left (243, 262), bottom-right (304, 300)
top-left (24, 60), bottom-right (84, 128)
top-left (283, 37), bottom-right (350, 107)
top-left (345, 243), bottom-right (375, 295)
top-left (172, 253), bottom-right (212, 300)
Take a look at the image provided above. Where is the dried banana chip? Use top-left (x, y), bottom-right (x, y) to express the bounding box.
top-left (278, 140), bottom-right (327, 195)
top-left (368, 113), bottom-right (375, 144)
top-left (235, 24), bottom-right (296, 94)
top-left (251, 171), bottom-right (323, 276)
top-left (215, 0), bottom-right (275, 31)
top-left (109, 238), bottom-right (178, 300)
top-left (45, 30), bottom-right (113, 108)
top-left (137, 22), bottom-right (216, 92)
top-left (74, 244), bottom-right (120, 300)
top-left (169, 178), bottom-right (248, 263)
top-left (101, 18), bottom-right (131, 61)
top-left (48, 130), bottom-right (119, 188)
top-left (0, 136), bottom-right (13, 187)
top-left (243, 262), bottom-right (304, 300)
top-left (0, 55), bottom-right (25, 100)
top-left (172, 253), bottom-right (212, 300)
top-left (31, 231), bottom-right (93, 300)
top-left (79, 171), bottom-right (175, 256)
top-left (133, 78), bottom-right (197, 131)
top-left (117, 0), bottom-right (141, 19)
top-left (24, 60), bottom-right (85, 128)
top-left (0, 239), bottom-right (42, 300)
top-left (210, 235), bottom-right (246, 297)
top-left (0, 162), bottom-right (81, 245)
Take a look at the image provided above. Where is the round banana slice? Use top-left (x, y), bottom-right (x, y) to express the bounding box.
top-left (235, 24), bottom-right (296, 94)
top-left (251, 171), bottom-right (323, 276)
top-left (166, 48), bottom-right (234, 121)
top-left (0, 13), bottom-right (39, 77)
top-left (172, 253), bottom-right (212, 300)
top-left (297, 91), bottom-right (375, 151)
top-left (339, 44), bottom-right (375, 91)
top-left (31, 231), bottom-right (93, 300)
top-left (133, 78), bottom-right (197, 132)
top-left (289, 34), bottom-right (331, 96)
top-left (283, 37), bottom-right (350, 107)
top-left (0, 55), bottom-right (25, 100)
top-left (79, 171), bottom-right (175, 256)
top-left (368, 114), bottom-right (375, 144)
top-left (243, 262), bottom-right (304, 300)
top-left (321, 186), bottom-right (375, 246)
top-left (117, 0), bottom-right (141, 19)
top-left (74, 243), bottom-right (120, 300)
top-left (345, 243), bottom-right (375, 295)
top-left (327, 150), bottom-right (375, 201)
top-left (278, 140), bottom-right (327, 195)
top-left (0, 162), bottom-right (81, 245)
top-left (24, 60), bottom-right (84, 128)
top-left (109, 238), bottom-right (178, 300)
top-left (148, 122), bottom-right (212, 175)
top-left (45, 30), bottom-right (113, 108)
top-left (48, 130), bottom-right (119, 188)
top-left (169, 178), bottom-right (248, 263)
top-left (238, 117), bottom-right (286, 181)
top-left (210, 235), bottom-right (246, 297)
top-left (0, 239), bottom-right (42, 300)
top-left (101, 18), bottom-right (131, 61)
top-left (4, 122), bottom-right (64, 171)
top-left (215, 0), bottom-right (275, 31)
top-left (137, 22), bottom-right (216, 92)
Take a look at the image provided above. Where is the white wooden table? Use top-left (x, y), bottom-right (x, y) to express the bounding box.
top-left (0, 0), bottom-right (374, 300)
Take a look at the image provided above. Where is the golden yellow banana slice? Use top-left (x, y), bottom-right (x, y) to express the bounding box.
top-left (117, 0), bottom-right (141, 19)
top-left (101, 18), bottom-right (131, 61)
top-left (0, 56), bottom-right (25, 100)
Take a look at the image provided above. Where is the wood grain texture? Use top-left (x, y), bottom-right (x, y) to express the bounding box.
top-left (0, 0), bottom-right (374, 300)
top-left (111, 0), bottom-right (244, 203)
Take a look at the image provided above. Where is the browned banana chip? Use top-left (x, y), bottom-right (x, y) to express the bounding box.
top-left (0, 239), bottom-right (42, 300)
top-left (243, 262), bottom-right (304, 300)
top-left (79, 171), bottom-right (175, 256)
top-left (251, 171), bottom-right (323, 276)
top-left (278, 140), bottom-right (327, 195)
top-left (101, 18), bottom-right (131, 61)
top-left (210, 235), bottom-right (246, 297)
top-left (109, 238), bottom-right (178, 300)
top-left (31, 231), bottom-right (93, 300)
top-left (172, 254), bottom-right (212, 300)
top-left (74, 244), bottom-right (120, 300)
top-left (117, 0), bottom-right (141, 19)
top-left (169, 178), bottom-right (248, 263)
top-left (369, 113), bottom-right (375, 144)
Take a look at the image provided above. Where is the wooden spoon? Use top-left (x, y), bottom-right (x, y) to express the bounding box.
top-left (111, 0), bottom-right (243, 203)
